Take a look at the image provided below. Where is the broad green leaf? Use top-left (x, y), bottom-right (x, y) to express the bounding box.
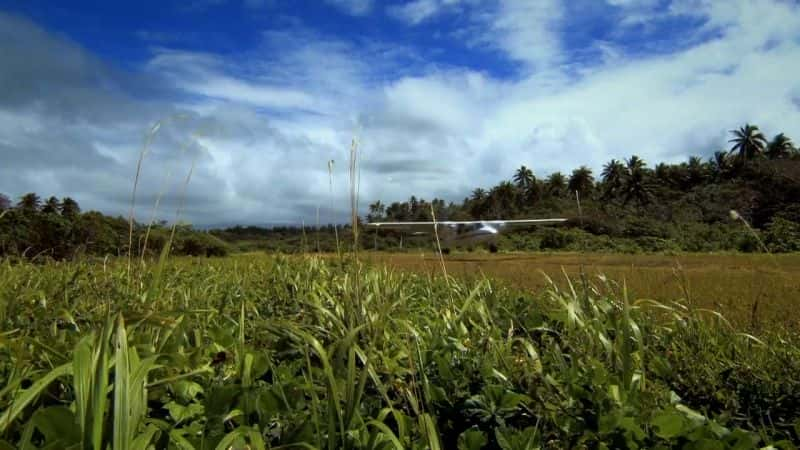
top-left (131, 424), bottom-right (161, 450)
top-left (169, 429), bottom-right (196, 450)
top-left (458, 429), bottom-right (487, 450)
top-left (651, 411), bottom-right (687, 439)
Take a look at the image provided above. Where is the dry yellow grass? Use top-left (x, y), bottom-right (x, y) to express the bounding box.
top-left (361, 251), bottom-right (800, 330)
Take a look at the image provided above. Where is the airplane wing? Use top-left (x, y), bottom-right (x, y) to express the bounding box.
top-left (367, 218), bottom-right (567, 234)
top-left (483, 218), bottom-right (569, 230)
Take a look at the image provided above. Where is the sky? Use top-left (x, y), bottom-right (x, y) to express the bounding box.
top-left (2, 0), bottom-right (800, 226)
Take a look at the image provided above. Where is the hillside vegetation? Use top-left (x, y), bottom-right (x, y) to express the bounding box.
top-left (363, 125), bottom-right (800, 253)
top-left (0, 194), bottom-right (229, 259)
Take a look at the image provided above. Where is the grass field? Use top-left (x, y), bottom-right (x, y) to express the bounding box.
top-left (363, 252), bottom-right (800, 331)
top-left (1, 253), bottom-right (799, 448)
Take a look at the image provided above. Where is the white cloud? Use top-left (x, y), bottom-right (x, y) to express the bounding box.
top-left (4, 1), bottom-right (800, 224)
top-left (390, 0), bottom-right (564, 71)
top-left (487, 0), bottom-right (564, 70)
top-left (388, 0), bottom-right (465, 24)
top-left (324, 0), bottom-right (372, 16)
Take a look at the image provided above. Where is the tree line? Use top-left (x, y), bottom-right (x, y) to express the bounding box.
top-left (0, 193), bottom-right (229, 259)
top-left (366, 124), bottom-right (800, 252)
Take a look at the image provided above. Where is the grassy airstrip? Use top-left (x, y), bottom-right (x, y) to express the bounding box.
top-left (1, 252), bottom-right (799, 449)
top-left (364, 252), bottom-right (800, 331)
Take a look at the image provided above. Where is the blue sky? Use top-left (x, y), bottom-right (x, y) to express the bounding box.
top-left (2, 0), bottom-right (800, 225)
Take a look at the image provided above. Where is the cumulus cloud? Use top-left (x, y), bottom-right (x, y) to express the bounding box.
top-left (2, 0), bottom-right (800, 226)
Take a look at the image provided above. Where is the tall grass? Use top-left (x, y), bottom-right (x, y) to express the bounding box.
top-left (1, 254), bottom-right (797, 448)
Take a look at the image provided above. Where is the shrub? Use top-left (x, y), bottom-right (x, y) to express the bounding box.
top-left (539, 228), bottom-right (574, 250)
top-left (764, 217), bottom-right (800, 253)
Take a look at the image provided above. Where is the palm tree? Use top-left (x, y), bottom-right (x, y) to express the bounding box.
top-left (766, 133), bottom-right (795, 160)
top-left (729, 124), bottom-right (767, 165)
top-left (469, 188), bottom-right (488, 218)
top-left (42, 196), bottom-right (61, 214)
top-left (568, 166), bottom-right (594, 198)
top-left (385, 202), bottom-right (409, 221)
top-left (409, 196), bottom-right (419, 217)
top-left (546, 172), bottom-right (567, 197)
top-left (710, 150), bottom-right (732, 180)
top-left (601, 159), bottom-right (626, 200)
top-left (490, 181), bottom-right (517, 217)
top-left (17, 193), bottom-right (41, 212)
top-left (622, 155), bottom-right (652, 206)
top-left (60, 197), bottom-right (81, 218)
top-left (520, 182), bottom-right (540, 210)
top-left (368, 200), bottom-right (385, 222)
top-left (653, 162), bottom-right (672, 184)
top-left (513, 165), bottom-right (535, 189)
top-left (685, 156), bottom-right (708, 187)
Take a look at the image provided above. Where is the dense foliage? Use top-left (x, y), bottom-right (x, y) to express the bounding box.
top-left (0, 255), bottom-right (798, 448)
top-left (0, 194), bottom-right (229, 259)
top-left (363, 125), bottom-right (800, 253)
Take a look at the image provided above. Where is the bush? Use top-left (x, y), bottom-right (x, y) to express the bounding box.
top-left (735, 232), bottom-right (762, 253)
top-left (622, 217), bottom-right (671, 239)
top-left (539, 228), bottom-right (574, 250)
top-left (634, 236), bottom-right (681, 252)
top-left (764, 217), bottom-right (800, 252)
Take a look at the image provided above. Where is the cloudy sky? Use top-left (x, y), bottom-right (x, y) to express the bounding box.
top-left (2, 0), bottom-right (800, 226)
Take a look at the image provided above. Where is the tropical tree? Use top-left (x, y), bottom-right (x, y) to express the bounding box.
top-left (622, 155), bottom-right (652, 206)
top-left (600, 159), bottom-right (626, 200)
top-left (469, 188), bottom-right (488, 218)
top-left (653, 163), bottom-right (672, 185)
top-left (513, 165), bottom-right (535, 189)
top-left (685, 156), bottom-right (709, 187)
top-left (385, 202), bottom-right (409, 221)
top-left (42, 196), bottom-right (61, 214)
top-left (60, 197), bottom-right (81, 218)
top-left (568, 166), bottom-right (594, 198)
top-left (766, 133), bottom-right (795, 160)
top-left (729, 124), bottom-right (767, 165)
top-left (431, 198), bottom-right (446, 219)
top-left (520, 182), bottom-right (540, 210)
top-left (17, 193), bottom-right (41, 212)
top-left (367, 200), bottom-right (385, 222)
top-left (545, 172), bottom-right (567, 198)
top-left (710, 151), bottom-right (733, 180)
top-left (409, 196), bottom-right (419, 217)
top-left (490, 181), bottom-right (517, 217)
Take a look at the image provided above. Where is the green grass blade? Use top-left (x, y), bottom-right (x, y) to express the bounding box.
top-left (0, 362), bottom-right (72, 432)
top-left (366, 420), bottom-right (405, 450)
top-left (113, 315), bottom-right (130, 450)
top-left (90, 315), bottom-right (114, 450)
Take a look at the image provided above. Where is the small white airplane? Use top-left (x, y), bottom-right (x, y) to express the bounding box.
top-left (366, 218), bottom-right (568, 252)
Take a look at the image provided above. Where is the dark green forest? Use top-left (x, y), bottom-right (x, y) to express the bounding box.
top-left (3, 124), bottom-right (800, 257)
top-left (0, 193), bottom-right (229, 259)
